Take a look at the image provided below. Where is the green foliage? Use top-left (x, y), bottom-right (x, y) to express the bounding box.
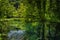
top-left (0, 0), bottom-right (60, 40)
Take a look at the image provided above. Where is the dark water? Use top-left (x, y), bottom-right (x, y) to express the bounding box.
top-left (8, 30), bottom-right (25, 40)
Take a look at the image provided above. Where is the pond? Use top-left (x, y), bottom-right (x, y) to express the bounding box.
top-left (8, 30), bottom-right (25, 40)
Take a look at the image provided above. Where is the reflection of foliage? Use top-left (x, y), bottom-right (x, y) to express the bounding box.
top-left (0, 0), bottom-right (60, 40)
